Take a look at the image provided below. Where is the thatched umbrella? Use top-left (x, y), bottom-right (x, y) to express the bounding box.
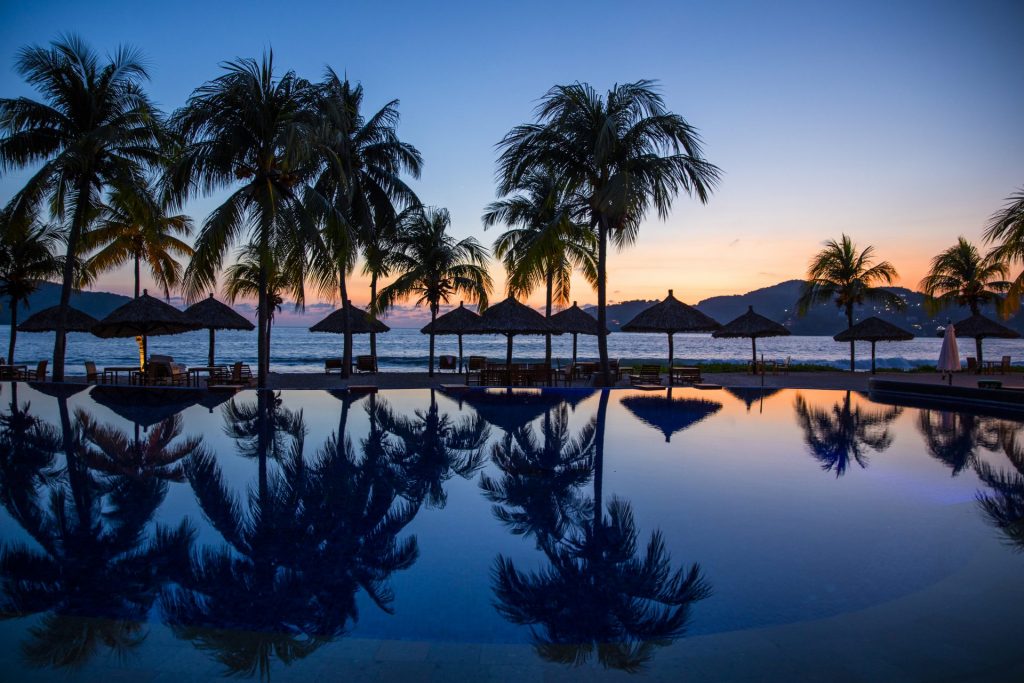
top-left (550, 301), bottom-right (608, 366)
top-left (833, 317), bottom-right (914, 374)
top-left (621, 290), bottom-right (720, 383)
top-left (184, 293), bottom-right (255, 367)
top-left (18, 305), bottom-right (98, 333)
top-left (91, 290), bottom-right (201, 368)
top-left (89, 385), bottom-right (198, 430)
top-left (712, 306), bottom-right (789, 371)
top-left (479, 297), bottom-right (560, 385)
top-left (310, 302), bottom-right (390, 369)
top-left (420, 301), bottom-right (484, 372)
top-left (725, 386), bottom-right (782, 413)
top-left (15, 305), bottom-right (99, 369)
top-left (950, 313), bottom-right (1020, 370)
top-left (458, 388), bottom-right (563, 433)
top-left (310, 303), bottom-right (390, 334)
top-left (620, 391), bottom-right (722, 443)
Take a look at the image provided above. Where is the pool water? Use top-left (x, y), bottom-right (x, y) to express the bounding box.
top-left (0, 382), bottom-right (1022, 681)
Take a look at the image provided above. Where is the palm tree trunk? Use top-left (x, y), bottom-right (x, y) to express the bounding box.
top-left (847, 305), bottom-right (855, 372)
top-left (339, 276), bottom-right (352, 380)
top-left (545, 268), bottom-right (553, 385)
top-left (134, 255), bottom-right (141, 299)
top-left (596, 215), bottom-right (610, 386)
top-left (257, 258), bottom-right (269, 389)
top-left (370, 272), bottom-right (378, 365)
top-left (53, 175), bottom-right (92, 382)
top-left (8, 298), bottom-right (17, 366)
top-left (428, 305), bottom-right (437, 377)
top-left (593, 389), bottom-right (609, 538)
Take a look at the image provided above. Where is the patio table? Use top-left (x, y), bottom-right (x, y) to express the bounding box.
top-left (103, 366), bottom-right (139, 385)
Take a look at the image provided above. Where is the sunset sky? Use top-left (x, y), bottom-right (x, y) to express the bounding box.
top-left (2, 0), bottom-right (1022, 325)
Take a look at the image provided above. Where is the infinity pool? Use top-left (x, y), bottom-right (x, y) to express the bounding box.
top-left (1, 382), bottom-right (1022, 681)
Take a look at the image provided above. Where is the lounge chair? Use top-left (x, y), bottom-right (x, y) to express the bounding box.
top-left (966, 357), bottom-right (978, 373)
top-left (19, 360), bottom-right (48, 382)
top-left (629, 364), bottom-right (663, 386)
top-left (468, 356), bottom-right (487, 372)
top-left (85, 361), bottom-right (101, 384)
top-left (355, 355), bottom-right (377, 374)
top-left (211, 362), bottom-right (255, 388)
top-left (1001, 356), bottom-right (1012, 375)
top-left (670, 366), bottom-right (702, 384)
top-left (325, 358), bottom-right (343, 374)
top-left (439, 355), bottom-right (457, 372)
top-left (147, 355), bottom-right (188, 386)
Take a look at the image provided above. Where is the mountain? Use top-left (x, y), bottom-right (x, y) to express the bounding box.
top-left (0, 282), bottom-right (131, 325)
top-left (585, 280), bottom-right (1024, 336)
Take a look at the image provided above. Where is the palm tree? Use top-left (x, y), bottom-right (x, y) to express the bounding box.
top-left (480, 404), bottom-right (596, 543)
top-left (0, 35), bottom-right (164, 381)
top-left (0, 207), bottom-right (63, 363)
top-left (793, 392), bottom-right (902, 477)
top-left (919, 237), bottom-right (1010, 363)
top-left (311, 73), bottom-right (422, 376)
top-left (376, 208), bottom-right (491, 376)
top-left (80, 183), bottom-right (194, 299)
top-left (496, 81), bottom-right (720, 385)
top-left (983, 186), bottom-right (1024, 313)
top-left (171, 53), bottom-right (319, 388)
top-left (484, 169), bottom-right (598, 371)
top-left (797, 234), bottom-right (903, 371)
top-left (79, 412), bottom-right (201, 483)
top-left (223, 244), bottom-right (305, 364)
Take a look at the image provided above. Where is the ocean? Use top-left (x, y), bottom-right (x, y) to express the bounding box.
top-left (3, 326), bottom-right (1023, 374)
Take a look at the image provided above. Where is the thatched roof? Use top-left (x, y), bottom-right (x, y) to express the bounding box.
top-left (185, 294), bottom-right (255, 331)
top-left (420, 301), bottom-right (484, 335)
top-left (89, 386), bottom-right (198, 428)
top-left (725, 386), bottom-right (782, 411)
top-left (712, 306), bottom-right (789, 339)
top-left (479, 297), bottom-right (559, 335)
top-left (91, 291), bottom-right (201, 338)
top-left (550, 301), bottom-right (608, 336)
top-left (458, 388), bottom-right (562, 432)
top-left (27, 381), bottom-right (89, 400)
top-left (951, 313), bottom-right (1021, 340)
top-left (18, 305), bottom-right (98, 333)
top-left (834, 316), bottom-right (914, 342)
top-left (620, 392), bottom-right (723, 443)
top-left (309, 304), bottom-right (390, 334)
top-left (621, 290), bottom-right (720, 334)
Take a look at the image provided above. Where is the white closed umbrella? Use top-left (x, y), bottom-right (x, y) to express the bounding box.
top-left (937, 323), bottom-right (960, 384)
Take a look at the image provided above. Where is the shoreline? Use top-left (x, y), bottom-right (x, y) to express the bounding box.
top-left (47, 369), bottom-right (1023, 392)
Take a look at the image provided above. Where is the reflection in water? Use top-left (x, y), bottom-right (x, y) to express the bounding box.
top-left (381, 388), bottom-right (490, 508)
top-left (490, 392), bottom-right (710, 672)
top-left (0, 386), bottom-right (194, 670)
top-left (163, 390), bottom-right (424, 680)
top-left (794, 391), bottom-right (902, 477)
top-left (80, 412), bottom-right (199, 483)
top-left (620, 389), bottom-right (722, 443)
top-left (917, 410), bottom-right (1020, 477)
top-left (975, 431), bottom-right (1024, 550)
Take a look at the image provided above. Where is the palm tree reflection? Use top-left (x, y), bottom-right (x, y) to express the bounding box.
top-left (975, 430), bottom-right (1024, 550)
top-left (0, 396), bottom-right (195, 670)
top-left (794, 391), bottom-right (902, 476)
top-left (165, 390), bottom-right (422, 680)
top-left (917, 410), bottom-right (1020, 476)
top-left (490, 391), bottom-right (710, 672)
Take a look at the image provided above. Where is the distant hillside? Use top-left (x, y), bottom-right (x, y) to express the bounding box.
top-left (585, 280), bottom-right (1024, 336)
top-left (0, 282), bottom-right (131, 325)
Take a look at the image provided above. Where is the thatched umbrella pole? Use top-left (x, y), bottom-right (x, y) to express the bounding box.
top-left (458, 333), bottom-right (464, 373)
top-left (208, 328), bottom-right (216, 367)
top-left (572, 333), bottom-right (578, 365)
top-left (667, 333), bottom-right (675, 385)
top-left (751, 336), bottom-right (757, 370)
top-left (506, 333), bottom-right (514, 385)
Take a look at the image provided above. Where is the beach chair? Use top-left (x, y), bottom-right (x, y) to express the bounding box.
top-left (670, 366), bottom-right (703, 384)
top-left (468, 356), bottom-right (487, 372)
top-left (1001, 356), bottom-right (1012, 374)
top-left (19, 360), bottom-right (48, 382)
top-left (354, 355), bottom-right (377, 374)
top-left (216, 362), bottom-right (256, 388)
top-left (148, 355), bottom-right (188, 386)
top-left (324, 358), bottom-right (343, 374)
top-left (84, 361), bottom-right (101, 384)
top-left (439, 355), bottom-right (457, 372)
top-left (629, 364), bottom-right (663, 387)
top-left (966, 357), bottom-right (978, 373)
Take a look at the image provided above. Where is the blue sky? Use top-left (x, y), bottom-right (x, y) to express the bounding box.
top-left (1, 0), bottom-right (1022, 322)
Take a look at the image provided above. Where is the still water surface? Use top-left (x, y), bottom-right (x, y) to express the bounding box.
top-left (0, 383), bottom-right (1022, 680)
